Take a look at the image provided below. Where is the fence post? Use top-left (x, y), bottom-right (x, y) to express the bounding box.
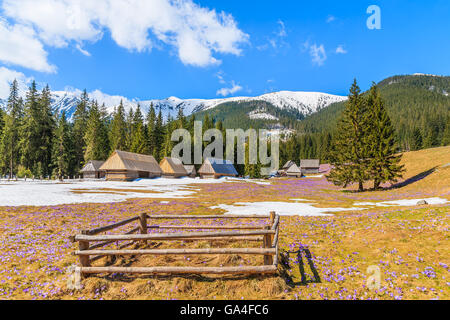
top-left (270, 211), bottom-right (276, 227)
top-left (78, 230), bottom-right (91, 270)
top-left (139, 212), bottom-right (148, 245)
top-left (263, 226), bottom-right (273, 265)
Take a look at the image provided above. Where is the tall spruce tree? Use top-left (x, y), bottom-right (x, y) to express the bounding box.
top-left (412, 128), bottom-right (423, 151)
top-left (109, 100), bottom-right (127, 152)
top-left (0, 80), bottom-right (24, 177)
top-left (84, 101), bottom-right (110, 162)
top-left (126, 107), bottom-right (134, 150)
top-left (366, 84), bottom-right (404, 189)
top-left (442, 117), bottom-right (450, 146)
top-left (37, 85), bottom-right (55, 176)
top-left (20, 81), bottom-right (40, 174)
top-left (52, 111), bottom-right (74, 179)
top-left (72, 89), bottom-right (90, 169)
top-left (146, 103), bottom-right (156, 155)
top-left (327, 79), bottom-right (370, 191)
top-left (130, 104), bottom-right (147, 154)
top-left (152, 108), bottom-right (164, 161)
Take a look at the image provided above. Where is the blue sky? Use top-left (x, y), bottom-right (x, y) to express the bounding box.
top-left (1, 0), bottom-right (449, 100)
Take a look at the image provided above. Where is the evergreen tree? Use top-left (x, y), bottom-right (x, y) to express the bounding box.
top-left (176, 106), bottom-right (187, 129)
top-left (327, 79), bottom-right (370, 191)
top-left (126, 107), bottom-right (134, 150)
top-left (84, 101), bottom-right (110, 162)
top-left (442, 117), bottom-right (450, 146)
top-left (52, 111), bottom-right (74, 179)
top-left (412, 128), bottom-right (423, 150)
top-left (20, 81), bottom-right (40, 174)
top-left (109, 100), bottom-right (127, 152)
top-left (72, 89), bottom-right (90, 170)
top-left (0, 80), bottom-right (24, 177)
top-left (366, 84), bottom-right (404, 189)
top-left (146, 103), bottom-right (156, 155)
top-left (130, 104), bottom-right (147, 154)
top-left (152, 108), bottom-right (164, 161)
top-left (36, 85), bottom-right (56, 176)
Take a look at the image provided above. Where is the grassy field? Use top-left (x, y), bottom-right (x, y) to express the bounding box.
top-left (0, 146), bottom-right (448, 300)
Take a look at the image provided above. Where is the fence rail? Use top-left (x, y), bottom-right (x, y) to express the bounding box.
top-left (70, 211), bottom-right (280, 276)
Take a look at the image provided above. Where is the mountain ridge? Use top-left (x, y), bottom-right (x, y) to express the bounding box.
top-left (0, 89), bottom-right (347, 122)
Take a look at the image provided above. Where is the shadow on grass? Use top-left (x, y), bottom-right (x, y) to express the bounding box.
top-left (389, 167), bottom-right (436, 189)
top-left (279, 247), bottom-right (321, 287)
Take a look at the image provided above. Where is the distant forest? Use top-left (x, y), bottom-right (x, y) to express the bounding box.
top-left (279, 75), bottom-right (450, 165)
top-left (0, 75), bottom-right (449, 178)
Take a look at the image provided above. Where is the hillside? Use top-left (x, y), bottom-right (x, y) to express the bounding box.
top-left (296, 74), bottom-right (450, 149)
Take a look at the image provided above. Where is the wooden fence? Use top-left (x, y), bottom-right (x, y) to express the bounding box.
top-left (70, 212), bottom-right (280, 276)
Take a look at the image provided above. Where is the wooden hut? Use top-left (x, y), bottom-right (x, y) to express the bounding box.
top-left (278, 160), bottom-right (302, 178)
top-left (80, 160), bottom-right (105, 179)
top-left (100, 150), bottom-right (162, 181)
top-left (183, 165), bottom-right (197, 178)
top-left (300, 159), bottom-right (320, 174)
top-left (159, 157), bottom-right (188, 178)
top-left (198, 158), bottom-right (238, 179)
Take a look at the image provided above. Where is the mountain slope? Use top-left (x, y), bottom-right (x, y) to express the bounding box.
top-left (297, 74), bottom-right (450, 149)
top-left (0, 89), bottom-right (347, 123)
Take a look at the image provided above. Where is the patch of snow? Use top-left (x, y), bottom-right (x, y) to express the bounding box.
top-left (353, 197), bottom-right (448, 207)
top-left (0, 178), bottom-right (233, 207)
top-left (248, 111), bottom-right (278, 120)
top-left (211, 201), bottom-right (364, 216)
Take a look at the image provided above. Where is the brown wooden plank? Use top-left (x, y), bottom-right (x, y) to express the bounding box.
top-left (79, 265), bottom-right (277, 275)
top-left (86, 216), bottom-right (139, 235)
top-left (148, 225), bottom-right (268, 230)
top-left (75, 229), bottom-right (275, 242)
top-left (75, 248), bottom-right (276, 256)
top-left (146, 214), bottom-right (269, 219)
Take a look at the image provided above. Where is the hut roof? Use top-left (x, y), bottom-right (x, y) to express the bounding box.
top-left (100, 150), bottom-right (162, 174)
top-left (199, 158), bottom-right (238, 176)
top-left (300, 159), bottom-right (320, 168)
top-left (184, 165), bottom-right (196, 175)
top-left (286, 163), bottom-right (301, 174)
top-left (161, 157), bottom-right (188, 175)
top-left (81, 160), bottom-right (105, 172)
top-left (281, 160), bottom-right (297, 170)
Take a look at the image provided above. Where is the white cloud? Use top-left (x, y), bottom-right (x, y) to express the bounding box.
top-left (0, 19), bottom-right (56, 73)
top-left (277, 20), bottom-right (287, 37)
top-left (335, 45), bottom-right (347, 54)
top-left (257, 19), bottom-right (288, 51)
top-left (0, 67), bottom-right (32, 99)
top-left (326, 15), bottom-right (336, 23)
top-left (2, 0), bottom-right (248, 67)
top-left (302, 42), bottom-right (327, 66)
top-left (75, 44), bottom-right (91, 57)
top-left (310, 44), bottom-right (326, 66)
top-left (216, 81), bottom-right (242, 97)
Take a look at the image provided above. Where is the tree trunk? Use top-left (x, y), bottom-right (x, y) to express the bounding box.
top-left (373, 180), bottom-right (380, 190)
top-left (358, 181), bottom-right (364, 192)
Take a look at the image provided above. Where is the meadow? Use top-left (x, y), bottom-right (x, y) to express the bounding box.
top-left (0, 146), bottom-right (448, 300)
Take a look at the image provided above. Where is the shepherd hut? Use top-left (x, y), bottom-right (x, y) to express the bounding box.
top-left (159, 157), bottom-right (188, 178)
top-left (100, 150), bottom-right (162, 181)
top-left (278, 160), bottom-right (302, 178)
top-left (198, 158), bottom-right (238, 179)
top-left (80, 160), bottom-right (105, 179)
top-left (300, 159), bottom-right (320, 174)
top-left (183, 165), bottom-right (197, 178)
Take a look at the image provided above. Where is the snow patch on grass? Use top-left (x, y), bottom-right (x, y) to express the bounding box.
top-left (353, 197), bottom-right (448, 207)
top-left (211, 201), bottom-right (364, 216)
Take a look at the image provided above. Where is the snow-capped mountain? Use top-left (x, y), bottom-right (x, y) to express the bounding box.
top-left (0, 89), bottom-right (347, 121)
